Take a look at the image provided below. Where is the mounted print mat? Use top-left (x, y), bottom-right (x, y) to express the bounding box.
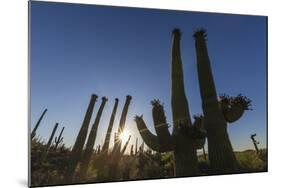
top-left (29, 1), bottom-right (267, 187)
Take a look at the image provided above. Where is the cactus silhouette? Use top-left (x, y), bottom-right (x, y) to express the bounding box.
top-left (80, 96), bottom-right (108, 178)
top-left (121, 135), bottom-right (131, 154)
top-left (135, 29), bottom-right (204, 176)
top-left (193, 29), bottom-right (251, 173)
top-left (250, 134), bottom-right (260, 153)
top-left (40, 122), bottom-right (59, 163)
top-left (135, 137), bottom-right (138, 155)
top-left (130, 144), bottom-right (134, 155)
top-left (54, 126), bottom-right (65, 151)
top-left (64, 94), bottom-right (98, 182)
top-left (102, 98), bottom-right (119, 153)
top-left (31, 108), bottom-right (47, 139)
top-left (108, 95), bottom-right (132, 179)
top-left (112, 95), bottom-right (132, 153)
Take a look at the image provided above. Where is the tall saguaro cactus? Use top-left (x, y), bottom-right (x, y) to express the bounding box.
top-left (31, 108), bottom-right (47, 139)
top-left (102, 98), bottom-right (119, 152)
top-left (135, 29), bottom-right (202, 176)
top-left (40, 122), bottom-right (59, 163)
top-left (193, 29), bottom-right (241, 173)
top-left (114, 95), bottom-right (132, 153)
top-left (64, 94), bottom-right (98, 182)
top-left (80, 96), bottom-right (108, 178)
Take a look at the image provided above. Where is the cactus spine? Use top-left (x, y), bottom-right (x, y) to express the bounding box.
top-left (54, 126), bottom-right (65, 151)
top-left (193, 29), bottom-right (239, 173)
top-left (64, 94), bottom-right (98, 182)
top-left (40, 122), bottom-right (59, 163)
top-left (80, 96), bottom-right (108, 178)
top-left (102, 98), bottom-right (119, 152)
top-left (31, 108), bottom-right (47, 139)
top-left (135, 29), bottom-right (201, 176)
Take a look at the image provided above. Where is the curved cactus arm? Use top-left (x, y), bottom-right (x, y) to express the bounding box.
top-left (151, 99), bottom-right (173, 150)
top-left (134, 115), bottom-right (161, 152)
top-left (220, 94), bottom-right (252, 123)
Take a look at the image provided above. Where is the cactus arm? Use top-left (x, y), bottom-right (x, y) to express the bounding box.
top-left (151, 99), bottom-right (174, 151)
top-left (220, 94), bottom-right (252, 123)
top-left (171, 29), bottom-right (192, 129)
top-left (134, 115), bottom-right (161, 152)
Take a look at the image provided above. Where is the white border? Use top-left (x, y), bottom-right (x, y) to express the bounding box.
top-left (1, 0), bottom-right (280, 188)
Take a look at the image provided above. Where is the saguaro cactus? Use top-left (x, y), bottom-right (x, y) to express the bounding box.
top-left (102, 98), bottom-right (119, 152)
top-left (193, 29), bottom-right (251, 173)
top-left (64, 94), bottom-right (98, 182)
top-left (31, 108), bottom-right (47, 139)
top-left (135, 138), bottom-right (138, 154)
top-left (80, 96), bottom-right (108, 178)
top-left (40, 122), bottom-right (59, 163)
top-left (113, 95), bottom-right (132, 153)
top-left (130, 144), bottom-right (134, 155)
top-left (121, 135), bottom-right (131, 154)
top-left (54, 126), bottom-right (65, 151)
top-left (135, 29), bottom-right (203, 176)
top-left (250, 133), bottom-right (260, 153)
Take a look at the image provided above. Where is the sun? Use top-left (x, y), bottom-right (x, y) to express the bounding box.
top-left (119, 130), bottom-right (130, 143)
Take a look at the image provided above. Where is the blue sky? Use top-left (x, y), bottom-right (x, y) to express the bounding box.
top-left (30, 1), bottom-right (267, 153)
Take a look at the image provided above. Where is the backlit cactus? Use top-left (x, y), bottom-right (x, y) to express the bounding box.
top-left (80, 96), bottom-right (108, 178)
top-left (40, 122), bottom-right (59, 163)
top-left (54, 126), bottom-right (65, 151)
top-left (64, 94), bottom-right (98, 182)
top-left (31, 108), bottom-right (47, 139)
top-left (102, 98), bottom-right (119, 153)
top-left (135, 28), bottom-right (204, 176)
top-left (193, 29), bottom-right (251, 173)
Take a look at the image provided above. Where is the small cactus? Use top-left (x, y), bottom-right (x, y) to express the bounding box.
top-left (54, 126), bottom-right (65, 151)
top-left (40, 122), bottom-right (59, 164)
top-left (250, 133), bottom-right (260, 153)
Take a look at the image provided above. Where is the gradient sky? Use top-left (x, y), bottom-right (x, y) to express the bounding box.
top-left (30, 1), bottom-right (267, 153)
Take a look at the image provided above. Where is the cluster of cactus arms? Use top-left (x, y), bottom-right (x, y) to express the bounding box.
top-left (40, 123), bottom-right (59, 164)
top-left (135, 29), bottom-right (205, 176)
top-left (64, 94), bottom-right (98, 182)
top-left (193, 29), bottom-right (251, 173)
top-left (31, 109), bottom-right (48, 139)
top-left (54, 126), bottom-right (65, 151)
top-left (135, 28), bottom-right (252, 176)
